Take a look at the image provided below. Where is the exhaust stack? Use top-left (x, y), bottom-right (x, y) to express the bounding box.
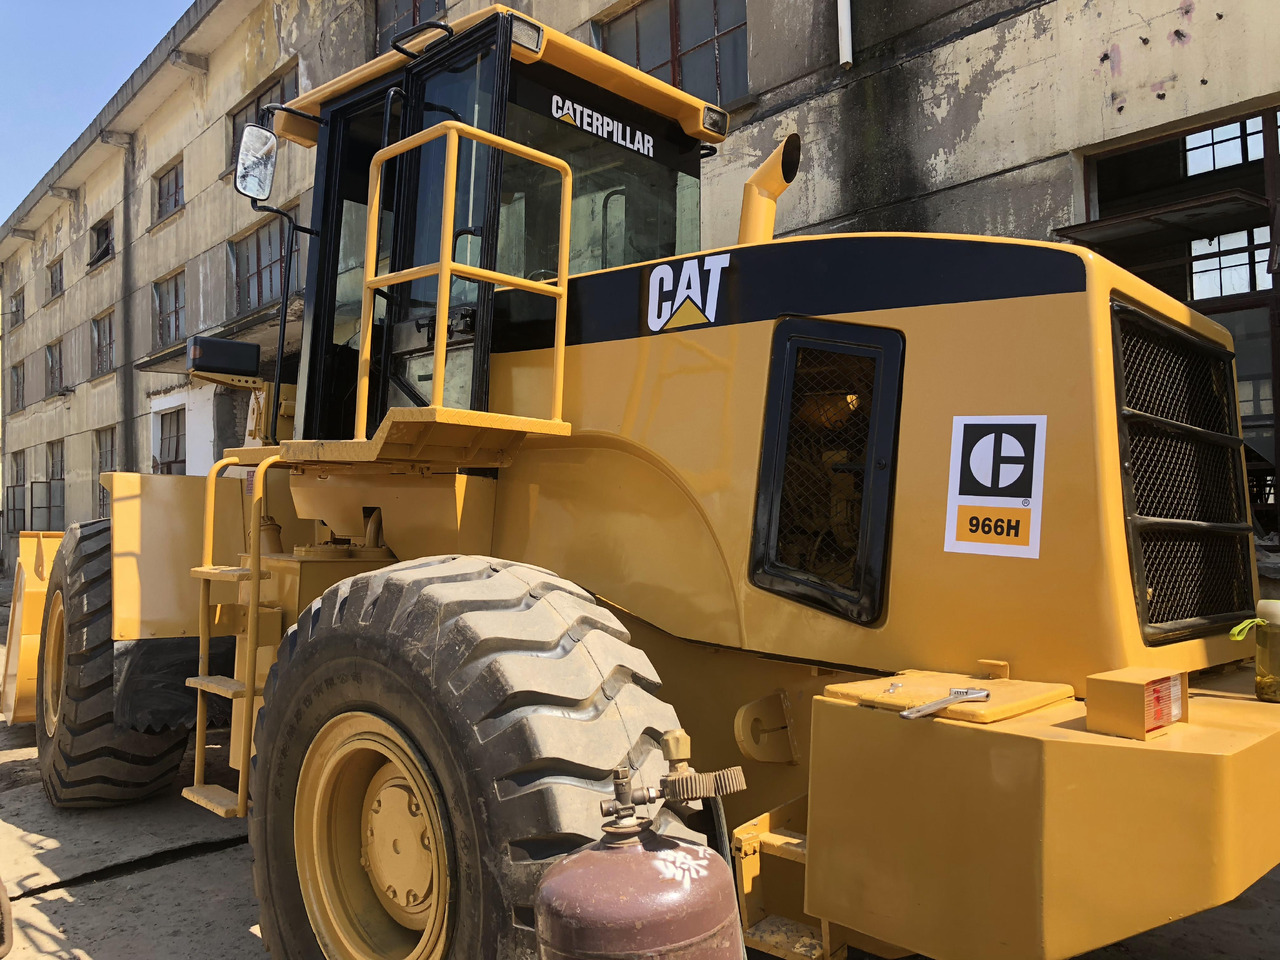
top-left (737, 133), bottom-right (802, 245)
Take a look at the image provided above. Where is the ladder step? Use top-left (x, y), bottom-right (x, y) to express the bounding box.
top-left (182, 784), bottom-right (241, 818)
top-left (187, 675), bottom-right (249, 698)
top-left (190, 565), bottom-right (270, 582)
top-left (744, 916), bottom-right (825, 960)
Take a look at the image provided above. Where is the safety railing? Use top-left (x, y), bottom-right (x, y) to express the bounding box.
top-left (354, 119), bottom-right (573, 440)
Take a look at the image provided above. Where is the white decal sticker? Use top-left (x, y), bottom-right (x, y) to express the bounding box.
top-left (944, 415), bottom-right (1047, 559)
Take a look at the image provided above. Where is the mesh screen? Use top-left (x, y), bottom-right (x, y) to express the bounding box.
top-left (1117, 312), bottom-right (1234, 433)
top-left (1138, 530), bottom-right (1254, 625)
top-left (1128, 423), bottom-right (1245, 524)
top-left (774, 348), bottom-right (876, 591)
top-left (1115, 304), bottom-right (1253, 633)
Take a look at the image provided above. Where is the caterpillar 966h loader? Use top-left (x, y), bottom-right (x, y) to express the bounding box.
top-left (5, 7), bottom-right (1280, 960)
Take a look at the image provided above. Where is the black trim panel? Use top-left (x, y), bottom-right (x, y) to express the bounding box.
top-left (749, 317), bottom-right (905, 625)
top-left (493, 236), bottom-right (1087, 353)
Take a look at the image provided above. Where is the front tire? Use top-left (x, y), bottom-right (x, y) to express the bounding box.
top-left (34, 519), bottom-right (190, 806)
top-left (250, 555), bottom-right (703, 960)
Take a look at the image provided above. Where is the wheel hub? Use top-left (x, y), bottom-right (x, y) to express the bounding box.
top-left (294, 712), bottom-right (450, 960)
top-left (362, 766), bottom-right (437, 926)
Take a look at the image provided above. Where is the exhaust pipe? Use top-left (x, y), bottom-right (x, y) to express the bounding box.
top-left (737, 133), bottom-right (802, 245)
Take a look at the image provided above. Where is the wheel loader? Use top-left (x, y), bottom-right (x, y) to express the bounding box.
top-left (4, 7), bottom-right (1280, 960)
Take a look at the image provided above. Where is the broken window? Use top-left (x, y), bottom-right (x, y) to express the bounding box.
top-left (48, 259), bottom-right (63, 299)
top-left (47, 440), bottom-right (64, 482)
top-left (231, 68), bottom-right (299, 163)
top-left (157, 408), bottom-right (186, 475)
top-left (92, 311), bottom-right (115, 376)
top-left (604, 0), bottom-right (748, 106)
top-left (155, 272), bottom-right (186, 347)
top-left (8, 288), bottom-right (23, 328)
top-left (157, 161), bottom-right (185, 220)
top-left (45, 341), bottom-right (63, 396)
top-left (88, 217), bottom-right (114, 269)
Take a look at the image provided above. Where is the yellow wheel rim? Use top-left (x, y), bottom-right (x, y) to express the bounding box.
top-left (295, 712), bottom-right (450, 960)
top-left (42, 590), bottom-right (65, 738)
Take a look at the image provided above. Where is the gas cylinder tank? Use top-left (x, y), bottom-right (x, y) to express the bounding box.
top-left (535, 825), bottom-right (744, 959)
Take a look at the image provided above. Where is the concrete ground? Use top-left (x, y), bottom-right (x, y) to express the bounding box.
top-left (0, 577), bottom-right (1278, 959)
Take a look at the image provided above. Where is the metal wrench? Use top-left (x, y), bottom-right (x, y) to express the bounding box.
top-left (899, 687), bottom-right (990, 720)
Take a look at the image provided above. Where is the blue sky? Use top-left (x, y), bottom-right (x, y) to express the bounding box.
top-left (0, 1), bottom-right (196, 222)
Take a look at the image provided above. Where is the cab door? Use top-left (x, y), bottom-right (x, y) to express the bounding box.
top-left (377, 17), bottom-right (511, 422)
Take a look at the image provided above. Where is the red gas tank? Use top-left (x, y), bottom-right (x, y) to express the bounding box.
top-left (535, 757), bottom-right (746, 960)
top-left (535, 824), bottom-right (743, 959)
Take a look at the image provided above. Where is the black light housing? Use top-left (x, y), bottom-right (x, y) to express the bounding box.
top-left (187, 336), bottom-right (261, 378)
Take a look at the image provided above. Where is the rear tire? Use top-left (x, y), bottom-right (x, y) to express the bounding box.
top-left (34, 519), bottom-right (190, 807)
top-left (250, 555), bottom-right (704, 960)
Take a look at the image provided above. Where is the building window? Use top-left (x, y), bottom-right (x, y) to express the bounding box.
top-left (10, 362), bottom-right (23, 412)
top-left (375, 0), bottom-right (445, 54)
top-left (46, 341), bottom-right (63, 396)
top-left (604, 0), bottom-right (747, 106)
top-left (156, 161), bottom-right (185, 220)
top-left (234, 217), bottom-right (297, 314)
top-left (156, 272), bottom-right (186, 347)
top-left (96, 426), bottom-right (116, 518)
top-left (47, 440), bottom-right (64, 482)
top-left (5, 452), bottom-right (25, 534)
top-left (157, 408), bottom-right (186, 475)
top-left (88, 216), bottom-right (114, 269)
top-left (1185, 116), bottom-right (1270, 176)
top-left (231, 68), bottom-right (299, 162)
top-left (8, 288), bottom-right (23, 328)
top-left (1191, 226), bottom-right (1273, 300)
top-left (48, 259), bottom-right (64, 299)
top-left (92, 311), bottom-right (115, 376)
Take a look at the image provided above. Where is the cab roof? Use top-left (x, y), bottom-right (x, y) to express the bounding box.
top-left (275, 5), bottom-right (728, 149)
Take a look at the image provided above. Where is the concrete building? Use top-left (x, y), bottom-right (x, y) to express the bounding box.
top-left (4, 0), bottom-right (1278, 568)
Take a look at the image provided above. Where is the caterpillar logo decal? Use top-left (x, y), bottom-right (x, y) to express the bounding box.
top-left (944, 415), bottom-right (1047, 559)
top-left (550, 94), bottom-right (654, 158)
top-left (646, 254), bottom-right (732, 332)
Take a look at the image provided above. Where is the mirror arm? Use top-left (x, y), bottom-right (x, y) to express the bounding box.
top-left (256, 103), bottom-right (327, 128)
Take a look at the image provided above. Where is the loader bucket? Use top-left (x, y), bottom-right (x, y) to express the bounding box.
top-left (1, 531), bottom-right (63, 725)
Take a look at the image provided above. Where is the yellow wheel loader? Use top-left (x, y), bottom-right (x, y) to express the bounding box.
top-left (5, 7), bottom-right (1280, 960)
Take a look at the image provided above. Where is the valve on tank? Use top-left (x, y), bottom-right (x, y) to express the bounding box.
top-left (534, 729), bottom-right (748, 959)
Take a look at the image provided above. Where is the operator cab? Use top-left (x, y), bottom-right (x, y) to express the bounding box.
top-left (277, 9), bottom-right (723, 442)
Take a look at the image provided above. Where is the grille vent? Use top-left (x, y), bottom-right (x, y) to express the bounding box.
top-left (774, 348), bottom-right (877, 593)
top-left (1113, 302), bottom-right (1254, 642)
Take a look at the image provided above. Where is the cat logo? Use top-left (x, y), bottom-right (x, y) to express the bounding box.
top-left (646, 253), bottom-right (732, 332)
top-left (944, 415), bottom-right (1047, 559)
top-left (550, 94), bottom-right (654, 157)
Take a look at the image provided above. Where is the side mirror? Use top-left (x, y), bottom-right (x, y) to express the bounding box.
top-left (235, 124), bottom-right (278, 201)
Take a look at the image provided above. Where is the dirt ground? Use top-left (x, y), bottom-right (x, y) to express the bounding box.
top-left (1, 576), bottom-right (1279, 959)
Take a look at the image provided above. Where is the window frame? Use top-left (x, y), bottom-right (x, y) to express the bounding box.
top-left (231, 214), bottom-right (298, 317)
top-left (9, 287), bottom-right (24, 328)
top-left (45, 340), bottom-right (63, 396)
top-left (750, 317), bottom-right (905, 625)
top-left (47, 439), bottom-right (64, 482)
top-left (4, 452), bottom-right (24, 534)
top-left (10, 361), bottom-right (24, 413)
top-left (88, 216), bottom-right (114, 270)
top-left (96, 425), bottom-right (116, 518)
top-left (155, 271), bottom-right (187, 348)
top-left (603, 0), bottom-right (748, 107)
top-left (229, 66), bottom-right (299, 167)
top-left (91, 311), bottom-right (115, 377)
top-left (47, 258), bottom-right (64, 300)
top-left (157, 407), bottom-right (186, 475)
top-left (156, 159), bottom-right (185, 222)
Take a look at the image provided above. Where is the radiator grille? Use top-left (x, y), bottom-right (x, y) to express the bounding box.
top-left (1114, 302), bottom-right (1254, 641)
top-left (774, 348), bottom-right (877, 593)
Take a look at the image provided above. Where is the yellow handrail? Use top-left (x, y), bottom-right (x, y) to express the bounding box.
top-left (354, 119), bottom-right (573, 440)
top-left (236, 454), bottom-right (286, 816)
top-left (194, 455), bottom-right (239, 788)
